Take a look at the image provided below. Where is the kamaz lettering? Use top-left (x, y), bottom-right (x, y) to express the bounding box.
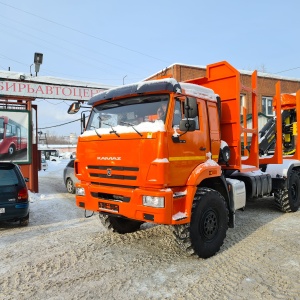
top-left (97, 157), bottom-right (121, 161)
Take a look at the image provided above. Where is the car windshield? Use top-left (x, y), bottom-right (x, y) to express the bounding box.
top-left (86, 95), bottom-right (169, 130)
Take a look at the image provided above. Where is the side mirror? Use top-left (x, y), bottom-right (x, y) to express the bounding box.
top-left (68, 102), bottom-right (81, 114)
top-left (81, 113), bottom-right (86, 134)
top-left (179, 119), bottom-right (196, 132)
top-left (184, 97), bottom-right (197, 118)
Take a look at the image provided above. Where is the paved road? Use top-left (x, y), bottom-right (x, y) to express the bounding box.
top-left (0, 173), bottom-right (299, 300)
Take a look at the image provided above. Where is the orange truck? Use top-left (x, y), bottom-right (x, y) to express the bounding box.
top-left (68, 61), bottom-right (300, 258)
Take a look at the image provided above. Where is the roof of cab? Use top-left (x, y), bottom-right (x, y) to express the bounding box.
top-left (88, 78), bottom-right (181, 105)
top-left (88, 78), bottom-right (217, 105)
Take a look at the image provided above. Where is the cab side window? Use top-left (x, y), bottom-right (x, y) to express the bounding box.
top-left (172, 100), bottom-right (182, 127)
top-left (173, 98), bottom-right (199, 130)
top-left (183, 97), bottom-right (199, 130)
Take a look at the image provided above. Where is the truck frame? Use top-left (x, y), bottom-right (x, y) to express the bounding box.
top-left (68, 61), bottom-right (300, 258)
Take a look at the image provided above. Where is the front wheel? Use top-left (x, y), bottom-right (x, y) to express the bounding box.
top-left (99, 213), bottom-right (143, 234)
top-left (173, 188), bottom-right (229, 258)
top-left (66, 178), bottom-right (75, 194)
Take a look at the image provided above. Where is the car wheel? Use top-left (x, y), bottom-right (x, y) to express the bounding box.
top-left (20, 213), bottom-right (29, 226)
top-left (8, 144), bottom-right (15, 155)
top-left (66, 178), bottom-right (75, 194)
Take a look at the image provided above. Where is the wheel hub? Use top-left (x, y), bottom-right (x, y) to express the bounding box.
top-left (202, 210), bottom-right (218, 240)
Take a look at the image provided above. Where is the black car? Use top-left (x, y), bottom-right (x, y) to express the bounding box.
top-left (0, 162), bottom-right (29, 226)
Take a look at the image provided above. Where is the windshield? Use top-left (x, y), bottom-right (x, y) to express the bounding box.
top-left (86, 95), bottom-right (169, 130)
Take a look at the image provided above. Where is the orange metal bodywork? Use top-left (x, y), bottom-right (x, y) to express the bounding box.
top-left (185, 62), bottom-right (259, 172)
top-left (75, 61), bottom-right (260, 225)
top-left (263, 85), bottom-right (300, 162)
top-left (290, 90), bottom-right (300, 160)
top-left (279, 90), bottom-right (300, 160)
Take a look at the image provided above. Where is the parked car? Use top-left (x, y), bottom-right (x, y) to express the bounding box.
top-left (0, 162), bottom-right (29, 226)
top-left (41, 157), bottom-right (48, 171)
top-left (63, 159), bottom-right (78, 194)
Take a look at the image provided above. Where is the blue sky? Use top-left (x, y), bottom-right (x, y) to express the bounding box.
top-left (1, 0), bottom-right (300, 136)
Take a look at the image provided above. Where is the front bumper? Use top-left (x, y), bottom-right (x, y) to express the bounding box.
top-left (75, 182), bottom-right (192, 225)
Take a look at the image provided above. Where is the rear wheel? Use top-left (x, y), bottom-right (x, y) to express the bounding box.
top-left (20, 213), bottom-right (29, 226)
top-left (274, 170), bottom-right (300, 212)
top-left (99, 213), bottom-right (143, 234)
top-left (173, 188), bottom-right (229, 258)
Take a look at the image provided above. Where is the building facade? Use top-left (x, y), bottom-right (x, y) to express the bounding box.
top-left (147, 63), bottom-right (300, 129)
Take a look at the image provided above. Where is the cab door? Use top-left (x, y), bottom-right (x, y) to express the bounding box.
top-left (168, 97), bottom-right (210, 186)
top-left (207, 102), bottom-right (221, 161)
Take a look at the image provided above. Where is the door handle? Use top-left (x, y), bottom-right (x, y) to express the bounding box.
top-left (200, 147), bottom-right (206, 151)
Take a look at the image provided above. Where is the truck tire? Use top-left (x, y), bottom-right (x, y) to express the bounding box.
top-left (274, 170), bottom-right (300, 212)
top-left (173, 188), bottom-right (229, 258)
top-left (99, 213), bottom-right (143, 234)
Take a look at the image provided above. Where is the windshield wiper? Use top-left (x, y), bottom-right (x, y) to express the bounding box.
top-left (103, 123), bottom-right (120, 137)
top-left (94, 129), bottom-right (102, 138)
top-left (89, 125), bottom-right (102, 138)
top-left (120, 121), bottom-right (143, 137)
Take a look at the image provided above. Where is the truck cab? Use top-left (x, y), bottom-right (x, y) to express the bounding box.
top-left (75, 78), bottom-right (225, 225)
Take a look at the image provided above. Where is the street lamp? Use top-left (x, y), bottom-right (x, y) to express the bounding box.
top-left (34, 52), bottom-right (43, 76)
top-left (123, 75), bottom-right (127, 85)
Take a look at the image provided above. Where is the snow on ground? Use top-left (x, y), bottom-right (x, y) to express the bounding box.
top-left (0, 160), bottom-right (300, 299)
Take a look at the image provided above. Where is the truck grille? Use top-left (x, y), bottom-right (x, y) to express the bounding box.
top-left (91, 182), bottom-right (137, 189)
top-left (87, 165), bottom-right (139, 181)
top-left (90, 173), bottom-right (136, 180)
top-left (87, 165), bottom-right (139, 171)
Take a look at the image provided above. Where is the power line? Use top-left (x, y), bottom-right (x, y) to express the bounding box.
top-left (0, 14), bottom-right (146, 71)
top-left (0, 53), bottom-right (28, 67)
top-left (38, 118), bottom-right (81, 130)
top-left (0, 17), bottom-right (156, 81)
top-left (0, 20), bottom-right (144, 78)
top-left (0, 1), bottom-right (169, 64)
top-left (275, 66), bottom-right (300, 74)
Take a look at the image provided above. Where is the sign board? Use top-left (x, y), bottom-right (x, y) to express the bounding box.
top-left (0, 70), bottom-right (114, 101)
top-left (0, 80), bottom-right (105, 101)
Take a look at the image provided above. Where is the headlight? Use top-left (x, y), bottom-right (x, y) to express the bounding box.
top-left (76, 187), bottom-right (85, 196)
top-left (143, 196), bottom-right (164, 208)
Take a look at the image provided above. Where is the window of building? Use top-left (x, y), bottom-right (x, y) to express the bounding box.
top-left (262, 96), bottom-right (274, 116)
